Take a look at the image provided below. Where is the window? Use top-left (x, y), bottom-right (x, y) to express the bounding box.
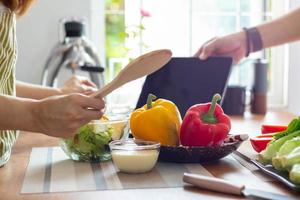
top-left (104, 0), bottom-right (126, 79)
top-left (103, 0), bottom-right (288, 108)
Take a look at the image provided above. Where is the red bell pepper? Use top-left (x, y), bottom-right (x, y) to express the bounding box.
top-left (180, 94), bottom-right (231, 146)
top-left (250, 136), bottom-right (273, 153)
top-left (261, 125), bottom-right (287, 134)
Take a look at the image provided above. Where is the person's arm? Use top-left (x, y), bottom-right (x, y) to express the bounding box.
top-left (0, 94), bottom-right (37, 131)
top-left (0, 93), bottom-right (105, 138)
top-left (16, 76), bottom-right (97, 99)
top-left (195, 7), bottom-right (300, 63)
top-left (257, 7), bottom-right (300, 48)
top-left (16, 81), bottom-right (61, 99)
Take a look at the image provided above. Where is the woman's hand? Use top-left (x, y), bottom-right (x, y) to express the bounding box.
top-left (194, 31), bottom-right (247, 64)
top-left (60, 76), bottom-right (97, 95)
top-left (30, 93), bottom-right (105, 138)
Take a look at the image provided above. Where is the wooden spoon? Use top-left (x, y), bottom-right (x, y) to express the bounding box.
top-left (92, 49), bottom-right (172, 98)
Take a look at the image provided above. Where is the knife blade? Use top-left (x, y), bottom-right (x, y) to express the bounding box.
top-left (183, 173), bottom-right (297, 200)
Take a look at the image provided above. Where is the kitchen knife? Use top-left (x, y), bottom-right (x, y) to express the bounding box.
top-left (183, 173), bottom-right (297, 200)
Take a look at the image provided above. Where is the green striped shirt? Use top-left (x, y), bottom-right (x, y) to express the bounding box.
top-left (0, 5), bottom-right (18, 166)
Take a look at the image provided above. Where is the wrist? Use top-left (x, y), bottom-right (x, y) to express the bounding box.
top-left (54, 88), bottom-right (64, 95)
top-left (0, 95), bottom-right (42, 132)
top-left (24, 99), bottom-right (43, 133)
top-left (239, 31), bottom-right (248, 56)
top-left (58, 86), bottom-right (75, 95)
top-left (243, 27), bottom-right (263, 56)
top-left (8, 97), bottom-right (41, 132)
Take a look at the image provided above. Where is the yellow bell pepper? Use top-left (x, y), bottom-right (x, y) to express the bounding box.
top-left (130, 94), bottom-right (182, 146)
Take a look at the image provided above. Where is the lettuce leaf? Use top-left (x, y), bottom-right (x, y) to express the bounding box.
top-left (274, 118), bottom-right (300, 140)
top-left (64, 123), bottom-right (113, 158)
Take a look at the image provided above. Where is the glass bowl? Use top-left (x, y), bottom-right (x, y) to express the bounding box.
top-left (60, 118), bottom-right (129, 162)
top-left (109, 139), bottom-right (160, 173)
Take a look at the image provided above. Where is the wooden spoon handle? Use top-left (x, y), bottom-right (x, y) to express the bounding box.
top-left (92, 81), bottom-right (116, 98)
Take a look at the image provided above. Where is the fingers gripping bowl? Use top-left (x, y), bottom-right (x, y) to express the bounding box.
top-left (60, 118), bottom-right (128, 162)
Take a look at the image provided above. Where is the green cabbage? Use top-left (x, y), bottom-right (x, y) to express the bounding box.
top-left (63, 123), bottom-right (113, 161)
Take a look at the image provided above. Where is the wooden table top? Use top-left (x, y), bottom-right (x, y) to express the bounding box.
top-left (0, 109), bottom-right (299, 200)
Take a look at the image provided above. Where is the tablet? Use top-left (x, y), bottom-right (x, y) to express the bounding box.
top-left (136, 57), bottom-right (233, 118)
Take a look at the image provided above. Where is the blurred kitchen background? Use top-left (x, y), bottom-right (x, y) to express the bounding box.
top-left (16, 0), bottom-right (300, 114)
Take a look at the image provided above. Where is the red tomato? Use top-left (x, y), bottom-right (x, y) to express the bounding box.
top-left (261, 125), bottom-right (287, 134)
top-left (250, 136), bottom-right (273, 153)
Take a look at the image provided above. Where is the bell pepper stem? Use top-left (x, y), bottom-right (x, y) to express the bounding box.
top-left (202, 93), bottom-right (222, 124)
top-left (147, 94), bottom-right (157, 109)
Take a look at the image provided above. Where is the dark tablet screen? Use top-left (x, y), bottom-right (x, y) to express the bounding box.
top-left (136, 57), bottom-right (233, 118)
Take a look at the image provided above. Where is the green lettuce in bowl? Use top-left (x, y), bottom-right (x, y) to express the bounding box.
top-left (61, 119), bottom-right (128, 162)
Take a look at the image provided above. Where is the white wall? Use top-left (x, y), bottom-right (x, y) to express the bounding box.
top-left (288, 0), bottom-right (300, 114)
top-left (16, 0), bottom-right (105, 84)
top-left (288, 41), bottom-right (300, 115)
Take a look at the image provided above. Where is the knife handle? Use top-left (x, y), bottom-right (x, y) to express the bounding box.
top-left (183, 173), bottom-right (244, 196)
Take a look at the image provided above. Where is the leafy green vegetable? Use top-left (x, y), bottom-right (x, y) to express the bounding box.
top-left (290, 164), bottom-right (300, 184)
top-left (258, 130), bottom-right (300, 165)
top-left (280, 146), bottom-right (300, 170)
top-left (258, 117), bottom-right (300, 184)
top-left (62, 123), bottom-right (114, 161)
top-left (274, 118), bottom-right (300, 140)
top-left (272, 136), bottom-right (300, 170)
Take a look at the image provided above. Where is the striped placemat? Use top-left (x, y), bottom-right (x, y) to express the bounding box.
top-left (21, 147), bottom-right (213, 194)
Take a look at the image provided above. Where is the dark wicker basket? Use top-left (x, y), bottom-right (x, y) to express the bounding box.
top-left (158, 140), bottom-right (242, 163)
